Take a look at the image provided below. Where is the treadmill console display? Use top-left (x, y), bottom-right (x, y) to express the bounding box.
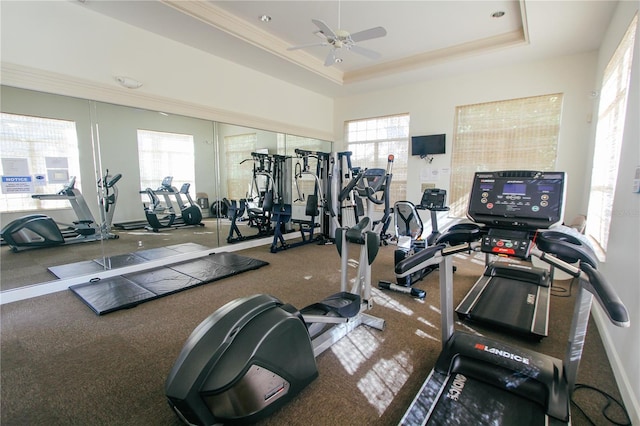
top-left (481, 230), bottom-right (531, 257)
top-left (467, 171), bottom-right (565, 230)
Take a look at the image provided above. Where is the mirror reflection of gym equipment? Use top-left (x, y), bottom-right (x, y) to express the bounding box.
top-left (1, 171), bottom-right (121, 251)
top-left (141, 176), bottom-right (203, 232)
top-left (224, 152), bottom-right (286, 244)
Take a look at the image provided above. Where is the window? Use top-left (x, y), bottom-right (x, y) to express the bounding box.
top-left (224, 133), bottom-right (256, 200)
top-left (0, 113), bottom-right (81, 212)
top-left (344, 114), bottom-right (409, 206)
top-left (586, 13), bottom-right (638, 253)
top-left (449, 94), bottom-right (563, 217)
top-left (137, 129), bottom-right (195, 196)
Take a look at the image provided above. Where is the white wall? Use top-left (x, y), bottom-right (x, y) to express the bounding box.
top-left (334, 52), bottom-right (598, 224)
top-left (335, 5), bottom-right (639, 418)
top-left (1, 0), bottom-right (638, 420)
top-left (589, 2), bottom-right (640, 423)
top-left (0, 0), bottom-right (333, 140)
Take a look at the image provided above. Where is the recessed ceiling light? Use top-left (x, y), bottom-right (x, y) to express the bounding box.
top-left (259, 15), bottom-right (272, 23)
top-left (491, 11), bottom-right (505, 18)
top-left (335, 58), bottom-right (343, 64)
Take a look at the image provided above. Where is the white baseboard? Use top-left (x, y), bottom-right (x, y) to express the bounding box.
top-left (592, 304), bottom-right (640, 424)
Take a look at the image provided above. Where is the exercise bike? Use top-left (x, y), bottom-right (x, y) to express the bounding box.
top-left (164, 160), bottom-right (394, 425)
top-left (1, 172), bottom-right (121, 252)
top-left (378, 188), bottom-right (457, 299)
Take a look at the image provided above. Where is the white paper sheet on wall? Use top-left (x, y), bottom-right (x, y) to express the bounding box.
top-left (1, 158), bottom-right (29, 176)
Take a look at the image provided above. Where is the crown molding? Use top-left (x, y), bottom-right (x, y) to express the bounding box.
top-left (161, 0), bottom-right (530, 88)
top-left (344, 28), bottom-right (529, 84)
top-left (0, 63), bottom-right (333, 141)
top-left (161, 0), bottom-right (344, 85)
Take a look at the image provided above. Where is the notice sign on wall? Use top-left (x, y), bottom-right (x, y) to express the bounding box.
top-left (1, 176), bottom-right (34, 194)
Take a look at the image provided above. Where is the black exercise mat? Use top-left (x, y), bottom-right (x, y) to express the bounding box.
top-left (134, 247), bottom-right (183, 261)
top-left (69, 276), bottom-right (157, 315)
top-left (48, 260), bottom-right (107, 279)
top-left (165, 242), bottom-right (210, 253)
top-left (123, 267), bottom-right (202, 295)
top-left (69, 252), bottom-right (268, 315)
top-left (48, 243), bottom-right (212, 279)
top-left (94, 253), bottom-right (147, 269)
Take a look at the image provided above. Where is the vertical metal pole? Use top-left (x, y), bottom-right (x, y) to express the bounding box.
top-left (340, 231), bottom-right (348, 293)
top-left (564, 284), bottom-right (593, 394)
top-left (440, 255), bottom-right (455, 347)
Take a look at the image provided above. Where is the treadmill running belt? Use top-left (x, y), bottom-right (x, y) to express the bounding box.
top-left (69, 252), bottom-right (268, 315)
top-left (470, 277), bottom-right (537, 333)
top-left (427, 373), bottom-right (547, 425)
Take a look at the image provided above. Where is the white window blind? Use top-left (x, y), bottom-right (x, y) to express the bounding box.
top-left (137, 129), bottom-right (195, 196)
top-left (586, 13), bottom-right (638, 253)
top-left (450, 94), bottom-right (563, 217)
top-left (0, 113), bottom-right (81, 212)
top-left (225, 133), bottom-right (257, 200)
top-left (344, 114), bottom-right (409, 206)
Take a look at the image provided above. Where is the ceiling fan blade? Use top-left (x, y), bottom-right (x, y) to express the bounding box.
top-left (287, 42), bottom-right (327, 51)
top-left (324, 49), bottom-right (337, 67)
top-left (312, 19), bottom-right (337, 39)
top-left (348, 44), bottom-right (381, 60)
top-left (349, 26), bottom-right (387, 43)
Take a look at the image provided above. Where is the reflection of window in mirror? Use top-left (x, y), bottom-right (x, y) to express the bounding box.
top-left (1, 113), bottom-right (82, 212)
top-left (137, 129), bottom-right (196, 198)
top-left (225, 133), bottom-right (257, 200)
top-left (286, 135), bottom-right (330, 205)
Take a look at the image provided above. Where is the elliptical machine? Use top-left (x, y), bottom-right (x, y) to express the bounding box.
top-left (164, 159), bottom-right (393, 425)
top-left (142, 176), bottom-right (203, 232)
top-left (1, 172), bottom-right (121, 252)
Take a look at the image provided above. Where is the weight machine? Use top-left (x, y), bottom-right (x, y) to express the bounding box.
top-left (270, 148), bottom-right (336, 252)
top-left (225, 152), bottom-right (289, 244)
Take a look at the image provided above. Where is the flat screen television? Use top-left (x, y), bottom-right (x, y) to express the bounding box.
top-left (411, 134), bottom-right (446, 157)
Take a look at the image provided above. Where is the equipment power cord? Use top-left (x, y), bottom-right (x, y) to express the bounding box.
top-left (551, 276), bottom-right (577, 298)
top-left (571, 383), bottom-right (631, 425)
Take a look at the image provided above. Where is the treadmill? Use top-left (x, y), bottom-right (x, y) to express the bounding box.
top-left (455, 170), bottom-right (566, 339)
top-left (399, 217), bottom-right (629, 425)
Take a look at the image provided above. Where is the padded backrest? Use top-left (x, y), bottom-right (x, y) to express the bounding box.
top-left (305, 194), bottom-right (319, 217)
top-left (262, 190), bottom-right (273, 211)
top-left (394, 201), bottom-right (423, 239)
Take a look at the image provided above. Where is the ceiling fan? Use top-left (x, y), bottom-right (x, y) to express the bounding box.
top-left (288, 14), bottom-right (387, 67)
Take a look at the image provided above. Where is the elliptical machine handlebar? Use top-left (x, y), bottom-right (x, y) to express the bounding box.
top-left (338, 155), bottom-right (394, 205)
top-left (107, 173), bottom-right (122, 188)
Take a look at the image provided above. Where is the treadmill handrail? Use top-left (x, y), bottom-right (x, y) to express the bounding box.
top-left (581, 263), bottom-right (629, 327)
top-left (529, 246), bottom-right (629, 327)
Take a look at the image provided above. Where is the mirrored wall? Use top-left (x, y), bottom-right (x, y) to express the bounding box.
top-left (0, 86), bottom-right (331, 291)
